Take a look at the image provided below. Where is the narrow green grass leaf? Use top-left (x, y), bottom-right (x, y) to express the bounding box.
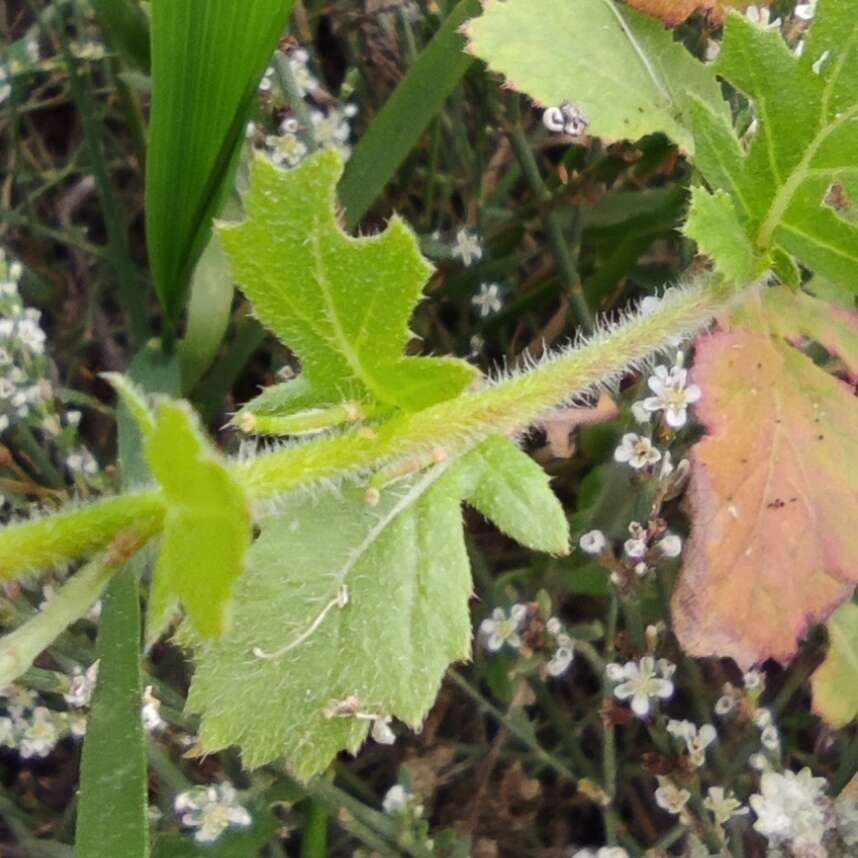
top-left (179, 237), bottom-right (235, 392)
top-left (90, 0), bottom-right (151, 73)
top-left (338, 0), bottom-right (481, 227)
top-left (146, 0), bottom-right (294, 320)
top-left (76, 348), bottom-right (180, 858)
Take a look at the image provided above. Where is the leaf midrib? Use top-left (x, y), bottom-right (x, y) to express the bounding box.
top-left (309, 217), bottom-right (389, 404)
top-left (756, 87), bottom-right (858, 247)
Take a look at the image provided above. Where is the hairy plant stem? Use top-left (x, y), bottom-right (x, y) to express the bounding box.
top-left (0, 273), bottom-right (749, 581)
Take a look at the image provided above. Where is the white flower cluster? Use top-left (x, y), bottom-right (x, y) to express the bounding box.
top-left (545, 616), bottom-right (574, 677)
top-left (606, 656), bottom-right (674, 718)
top-left (0, 251), bottom-right (100, 487)
top-left (382, 783), bottom-right (423, 817)
top-left (174, 781), bottom-right (252, 843)
top-left (0, 684), bottom-right (75, 758)
top-left (257, 47), bottom-right (358, 169)
top-left (0, 37), bottom-right (39, 105)
top-left (750, 768), bottom-right (830, 855)
top-left (0, 671), bottom-right (166, 761)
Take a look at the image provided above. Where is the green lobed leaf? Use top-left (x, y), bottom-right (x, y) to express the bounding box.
top-left (684, 186), bottom-right (756, 283)
top-left (146, 0), bottom-right (294, 320)
top-left (811, 602), bottom-right (858, 729)
top-left (464, 0), bottom-right (729, 153)
top-left (218, 150), bottom-right (476, 417)
top-left (145, 401), bottom-right (251, 640)
top-left (186, 436), bottom-right (567, 778)
top-left (690, 2), bottom-right (858, 288)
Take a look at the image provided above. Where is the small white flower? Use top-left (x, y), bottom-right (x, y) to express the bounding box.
top-left (750, 768), bottom-right (829, 851)
top-left (743, 669), bottom-right (765, 691)
top-left (452, 228), bottom-right (482, 266)
top-left (542, 102), bottom-right (589, 135)
top-left (175, 782), bottom-right (252, 844)
top-left (579, 529), bottom-right (607, 555)
top-left (761, 724), bottom-right (781, 752)
top-left (624, 536), bottom-right (647, 559)
top-left (382, 784), bottom-right (410, 815)
top-left (745, 5), bottom-right (781, 29)
top-left (19, 707), bottom-right (59, 759)
top-left (794, 0), bottom-right (817, 21)
top-left (655, 776), bottom-right (690, 815)
top-left (715, 684), bottom-right (738, 716)
top-left (547, 646), bottom-right (574, 677)
top-left (64, 661), bottom-right (99, 709)
top-left (472, 282), bottom-right (502, 317)
top-left (605, 662), bottom-right (626, 683)
top-left (749, 752), bottom-right (770, 772)
top-left (642, 365), bottom-right (701, 429)
top-left (704, 786), bottom-right (748, 825)
top-left (371, 716), bottom-right (396, 745)
top-left (542, 106), bottom-right (567, 133)
top-left (546, 617), bottom-right (562, 635)
top-left (613, 433), bottom-right (661, 470)
top-left (2, 684), bottom-right (36, 719)
top-left (754, 707), bottom-right (773, 728)
top-left (613, 656), bottom-right (674, 717)
top-left (480, 604), bottom-right (527, 652)
top-left (704, 38), bottom-right (721, 62)
top-left (265, 133), bottom-right (307, 167)
top-left (668, 721), bottom-right (716, 767)
top-left (142, 685), bottom-right (165, 732)
top-left (657, 533), bottom-right (682, 558)
top-left (631, 400), bottom-right (651, 424)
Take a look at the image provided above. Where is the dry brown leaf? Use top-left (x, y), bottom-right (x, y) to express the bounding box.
top-left (625, 0), bottom-right (762, 26)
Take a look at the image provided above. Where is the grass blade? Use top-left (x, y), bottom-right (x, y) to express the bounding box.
top-left (145, 0), bottom-right (295, 323)
top-left (338, 0), bottom-right (481, 228)
top-left (75, 347), bottom-right (180, 858)
top-left (90, 0), bottom-right (151, 73)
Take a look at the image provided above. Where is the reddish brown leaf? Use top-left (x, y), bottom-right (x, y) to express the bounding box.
top-left (673, 316), bottom-right (858, 667)
top-left (625, 0), bottom-right (759, 27)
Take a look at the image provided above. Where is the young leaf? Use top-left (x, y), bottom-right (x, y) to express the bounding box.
top-left (464, 0), bottom-right (728, 153)
top-left (690, 3), bottom-right (858, 287)
top-left (683, 186), bottom-right (756, 283)
top-left (145, 401), bottom-right (251, 639)
top-left (146, 0), bottom-right (295, 320)
top-left (186, 437), bottom-right (567, 778)
top-left (217, 150), bottom-right (476, 416)
top-left (462, 435), bottom-right (569, 555)
top-left (673, 291), bottom-right (858, 666)
top-left (810, 602), bottom-right (858, 729)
